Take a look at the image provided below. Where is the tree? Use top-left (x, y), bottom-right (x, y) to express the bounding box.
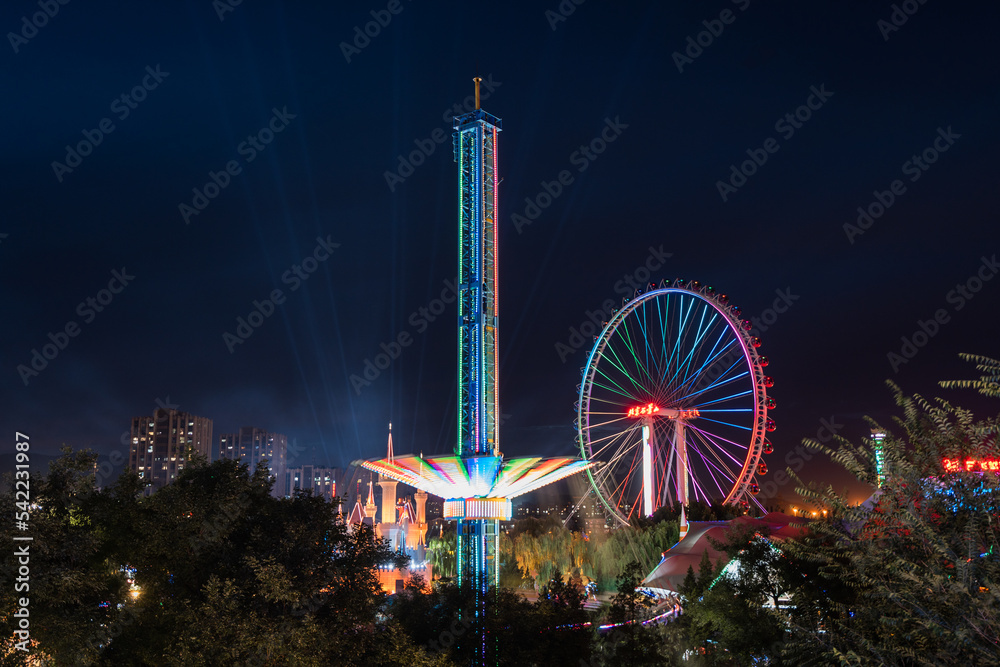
top-left (590, 519), bottom-right (678, 591)
top-left (427, 526), bottom-right (457, 580)
top-left (939, 352), bottom-right (1000, 397)
top-left (779, 357), bottom-right (1000, 665)
top-left (0, 447), bottom-right (129, 664)
top-left (1, 454), bottom-right (420, 665)
top-left (674, 525), bottom-right (787, 664)
top-left (530, 569), bottom-right (592, 665)
top-left (591, 560), bottom-right (671, 666)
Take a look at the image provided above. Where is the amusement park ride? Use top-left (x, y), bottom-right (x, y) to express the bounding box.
top-left (573, 279), bottom-right (776, 531)
top-left (361, 79), bottom-right (593, 662)
top-left (361, 78), bottom-right (776, 663)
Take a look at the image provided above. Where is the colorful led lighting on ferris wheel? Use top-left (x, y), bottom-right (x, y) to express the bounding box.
top-left (576, 280), bottom-right (775, 525)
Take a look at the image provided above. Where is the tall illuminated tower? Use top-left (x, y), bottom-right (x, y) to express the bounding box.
top-left (872, 430), bottom-right (886, 487)
top-left (454, 77), bottom-right (503, 595)
top-left (456, 77), bottom-right (500, 461)
top-left (361, 78), bottom-right (592, 665)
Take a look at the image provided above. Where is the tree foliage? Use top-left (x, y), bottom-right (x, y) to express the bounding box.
top-left (592, 560), bottom-right (670, 666)
top-left (777, 358), bottom-right (1000, 665)
top-left (0, 455), bottom-right (417, 666)
top-left (10, 357), bottom-right (997, 665)
top-left (667, 355), bottom-right (1000, 665)
top-left (389, 573), bottom-right (592, 667)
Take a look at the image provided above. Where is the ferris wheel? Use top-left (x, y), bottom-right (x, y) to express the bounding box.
top-left (575, 278), bottom-right (774, 527)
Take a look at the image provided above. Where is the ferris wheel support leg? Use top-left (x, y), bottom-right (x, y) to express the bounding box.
top-left (642, 421), bottom-right (653, 517)
top-left (676, 420), bottom-right (688, 508)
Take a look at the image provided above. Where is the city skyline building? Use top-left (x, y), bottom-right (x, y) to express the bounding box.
top-left (128, 408), bottom-right (213, 494)
top-left (217, 426), bottom-right (288, 496)
top-left (284, 464), bottom-right (338, 501)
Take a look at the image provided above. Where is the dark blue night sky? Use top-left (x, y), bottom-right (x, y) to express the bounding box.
top-left (3, 0), bottom-right (998, 501)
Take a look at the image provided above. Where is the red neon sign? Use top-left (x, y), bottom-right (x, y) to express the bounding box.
top-left (943, 458), bottom-right (1000, 473)
top-left (627, 403), bottom-right (661, 418)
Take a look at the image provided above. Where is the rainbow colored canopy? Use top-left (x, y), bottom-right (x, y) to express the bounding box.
top-left (360, 454), bottom-right (594, 500)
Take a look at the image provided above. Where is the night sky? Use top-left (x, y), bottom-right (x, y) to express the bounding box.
top-left (3, 0), bottom-right (998, 504)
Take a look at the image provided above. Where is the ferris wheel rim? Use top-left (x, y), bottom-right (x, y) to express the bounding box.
top-left (575, 279), bottom-right (770, 526)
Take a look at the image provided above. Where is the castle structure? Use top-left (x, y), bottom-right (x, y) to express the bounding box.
top-left (348, 425), bottom-right (431, 593)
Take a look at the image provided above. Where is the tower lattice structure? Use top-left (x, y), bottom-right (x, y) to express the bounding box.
top-left (454, 78), bottom-right (504, 599)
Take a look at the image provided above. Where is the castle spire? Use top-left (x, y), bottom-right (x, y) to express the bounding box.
top-left (387, 422), bottom-right (394, 463)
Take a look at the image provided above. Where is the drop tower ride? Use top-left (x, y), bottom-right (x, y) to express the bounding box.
top-left (361, 79), bottom-right (591, 665)
top-left (453, 77), bottom-right (502, 594)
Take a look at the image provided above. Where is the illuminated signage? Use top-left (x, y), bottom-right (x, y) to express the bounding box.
top-left (443, 497), bottom-right (513, 520)
top-left (627, 403), bottom-right (661, 418)
top-left (625, 404), bottom-right (700, 419)
top-left (943, 458), bottom-right (1000, 473)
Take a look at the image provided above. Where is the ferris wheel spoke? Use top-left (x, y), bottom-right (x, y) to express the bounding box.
top-left (586, 417), bottom-right (633, 434)
top-left (588, 402), bottom-right (636, 417)
top-left (586, 420), bottom-right (637, 441)
top-left (589, 428), bottom-right (641, 462)
top-left (658, 293), bottom-right (685, 386)
top-left (687, 440), bottom-right (734, 500)
top-left (689, 429), bottom-right (742, 477)
top-left (696, 458), bottom-right (728, 500)
top-left (590, 372), bottom-right (641, 402)
top-left (666, 297), bottom-right (698, 390)
top-left (674, 335), bottom-right (739, 399)
top-left (635, 300), bottom-right (657, 381)
top-left (689, 426), bottom-right (750, 470)
top-left (615, 314), bottom-right (659, 391)
top-left (655, 293), bottom-right (672, 378)
top-left (590, 436), bottom-right (635, 462)
top-left (693, 389), bottom-right (754, 409)
top-left (687, 438), bottom-right (740, 495)
top-left (595, 345), bottom-right (638, 388)
top-left (588, 393), bottom-right (634, 408)
top-left (685, 351), bottom-right (743, 395)
top-left (605, 437), bottom-right (642, 471)
top-left (603, 340), bottom-right (652, 397)
top-left (699, 357), bottom-right (748, 390)
top-left (673, 308), bottom-right (722, 394)
top-left (671, 328), bottom-right (731, 399)
top-left (697, 416), bottom-right (752, 431)
top-left (591, 460), bottom-right (621, 488)
top-left (686, 468), bottom-right (709, 504)
top-left (594, 352), bottom-right (652, 401)
top-left (665, 297), bottom-right (697, 392)
top-left (683, 368), bottom-right (748, 404)
top-left (642, 301), bottom-right (670, 396)
top-left (667, 298), bottom-right (712, 393)
top-left (687, 424), bottom-right (751, 453)
top-left (606, 449), bottom-right (642, 511)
